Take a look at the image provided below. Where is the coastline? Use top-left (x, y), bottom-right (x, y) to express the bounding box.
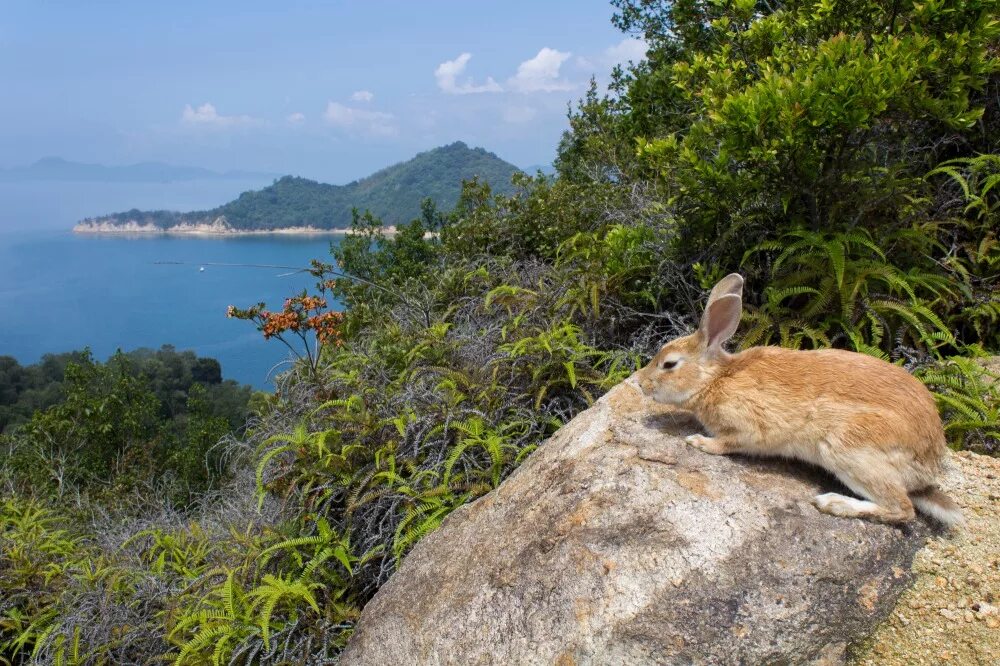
top-left (73, 221), bottom-right (402, 236)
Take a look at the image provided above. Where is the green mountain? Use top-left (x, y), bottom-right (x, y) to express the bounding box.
top-left (78, 142), bottom-right (521, 231)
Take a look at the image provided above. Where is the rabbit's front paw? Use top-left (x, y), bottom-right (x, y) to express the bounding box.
top-left (685, 434), bottom-right (729, 455)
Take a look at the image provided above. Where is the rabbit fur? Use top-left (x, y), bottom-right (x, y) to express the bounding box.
top-left (637, 273), bottom-right (962, 526)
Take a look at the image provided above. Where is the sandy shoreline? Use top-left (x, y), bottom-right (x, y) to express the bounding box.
top-left (73, 222), bottom-right (401, 236)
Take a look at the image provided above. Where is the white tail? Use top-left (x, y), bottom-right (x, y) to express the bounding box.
top-left (911, 487), bottom-right (964, 527)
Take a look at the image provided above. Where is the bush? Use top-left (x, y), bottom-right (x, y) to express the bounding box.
top-left (1, 349), bottom-right (254, 504)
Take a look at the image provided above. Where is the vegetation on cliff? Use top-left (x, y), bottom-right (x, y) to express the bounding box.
top-left (1, 347), bottom-right (254, 502)
top-left (3, 1), bottom-right (999, 664)
top-left (80, 142), bottom-right (522, 231)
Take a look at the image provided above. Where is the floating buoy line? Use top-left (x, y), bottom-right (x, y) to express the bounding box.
top-left (154, 260), bottom-right (311, 277)
top-left (151, 261), bottom-right (407, 302)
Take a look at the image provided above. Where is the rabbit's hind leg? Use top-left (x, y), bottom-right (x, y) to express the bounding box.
top-left (813, 453), bottom-right (916, 524)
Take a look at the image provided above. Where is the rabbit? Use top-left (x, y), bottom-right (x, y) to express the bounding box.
top-left (636, 273), bottom-right (962, 527)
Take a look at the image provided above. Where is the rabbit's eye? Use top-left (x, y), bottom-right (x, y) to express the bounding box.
top-left (661, 359), bottom-right (679, 370)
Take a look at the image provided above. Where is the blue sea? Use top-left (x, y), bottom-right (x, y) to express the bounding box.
top-left (0, 180), bottom-right (341, 389)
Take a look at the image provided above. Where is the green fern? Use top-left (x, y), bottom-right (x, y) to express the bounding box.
top-left (916, 355), bottom-right (1000, 452)
top-left (742, 228), bottom-right (961, 357)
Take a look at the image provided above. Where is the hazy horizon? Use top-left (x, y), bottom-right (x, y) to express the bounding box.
top-left (0, 140), bottom-right (536, 184)
top-left (1, 1), bottom-right (644, 186)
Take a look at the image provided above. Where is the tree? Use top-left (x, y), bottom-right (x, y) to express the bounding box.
top-left (20, 352), bottom-right (162, 494)
top-left (192, 357), bottom-right (223, 384)
top-left (602, 0), bottom-right (999, 262)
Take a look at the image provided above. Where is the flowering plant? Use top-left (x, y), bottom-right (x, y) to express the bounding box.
top-left (228, 261), bottom-right (343, 377)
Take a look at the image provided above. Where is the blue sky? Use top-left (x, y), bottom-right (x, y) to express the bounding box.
top-left (0, 1), bottom-right (644, 183)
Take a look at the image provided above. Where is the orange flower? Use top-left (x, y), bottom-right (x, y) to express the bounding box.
top-left (308, 311), bottom-right (344, 345)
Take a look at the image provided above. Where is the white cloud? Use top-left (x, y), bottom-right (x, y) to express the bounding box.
top-left (502, 105), bottom-right (537, 124)
top-left (435, 53), bottom-right (503, 94)
top-left (350, 90), bottom-right (374, 102)
top-left (287, 112), bottom-right (306, 124)
top-left (576, 39), bottom-right (649, 76)
top-left (508, 47), bottom-right (574, 93)
top-left (605, 38), bottom-right (647, 66)
top-left (180, 102), bottom-right (259, 128)
top-left (323, 102), bottom-right (397, 136)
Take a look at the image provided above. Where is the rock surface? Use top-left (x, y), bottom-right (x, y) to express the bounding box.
top-left (341, 379), bottom-right (942, 665)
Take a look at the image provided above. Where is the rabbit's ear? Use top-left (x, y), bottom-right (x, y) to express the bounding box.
top-left (700, 293), bottom-right (742, 351)
top-left (707, 273), bottom-right (744, 307)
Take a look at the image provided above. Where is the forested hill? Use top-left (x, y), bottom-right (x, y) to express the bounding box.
top-left (79, 142), bottom-right (522, 231)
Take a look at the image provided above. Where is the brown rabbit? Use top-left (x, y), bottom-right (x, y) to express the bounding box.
top-left (636, 273), bottom-right (962, 526)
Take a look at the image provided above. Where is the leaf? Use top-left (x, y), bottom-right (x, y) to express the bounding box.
top-left (563, 362), bottom-right (578, 388)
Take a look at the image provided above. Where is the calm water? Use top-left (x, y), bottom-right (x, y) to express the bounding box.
top-left (0, 180), bottom-right (339, 389)
top-left (0, 230), bottom-right (339, 389)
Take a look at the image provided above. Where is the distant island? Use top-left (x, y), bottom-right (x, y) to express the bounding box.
top-left (1, 156), bottom-right (275, 183)
top-left (74, 142), bottom-right (522, 234)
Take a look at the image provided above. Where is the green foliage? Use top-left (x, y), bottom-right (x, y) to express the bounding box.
top-left (1, 347), bottom-right (253, 502)
top-left (332, 208), bottom-right (441, 307)
top-left (0, 352), bottom-right (88, 434)
top-left (916, 355), bottom-right (1000, 453)
top-left (0, 495), bottom-right (367, 665)
top-left (0, 498), bottom-right (85, 663)
top-left (170, 384), bottom-right (234, 492)
top-left (0, 497), bottom-right (154, 666)
top-left (926, 154), bottom-right (1000, 349)
top-left (13, 351), bottom-right (163, 495)
top-left (740, 228), bottom-right (957, 354)
top-left (0, 346), bottom-right (251, 435)
top-left (555, 224), bottom-right (660, 316)
top-left (443, 172), bottom-right (634, 261)
top-left (628, 0), bottom-right (998, 260)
